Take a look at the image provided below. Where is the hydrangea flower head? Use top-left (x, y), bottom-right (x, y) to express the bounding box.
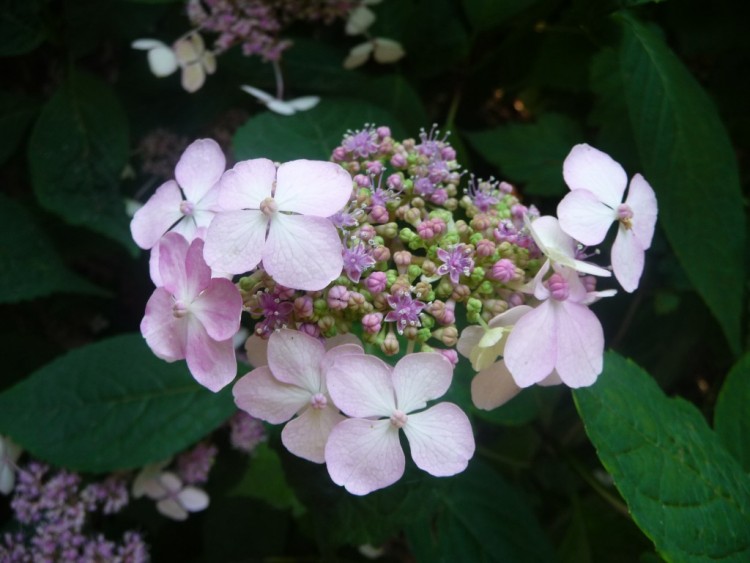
top-left (131, 138), bottom-right (225, 249)
top-left (203, 158), bottom-right (352, 290)
top-left (557, 144), bottom-right (658, 292)
top-left (233, 329), bottom-right (363, 463)
top-left (325, 353), bottom-right (475, 495)
top-left (140, 233), bottom-right (243, 392)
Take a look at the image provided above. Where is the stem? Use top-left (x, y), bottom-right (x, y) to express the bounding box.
top-left (565, 453), bottom-right (630, 517)
top-left (272, 60), bottom-right (284, 100)
top-left (444, 88), bottom-right (462, 131)
top-left (477, 446), bottom-right (531, 469)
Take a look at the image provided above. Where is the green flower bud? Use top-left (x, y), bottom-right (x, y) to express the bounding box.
top-left (467, 310), bottom-right (481, 324)
top-left (407, 264), bottom-right (422, 282)
top-left (313, 298), bottom-right (327, 315)
top-left (467, 297), bottom-right (483, 314)
top-left (469, 233), bottom-right (483, 246)
top-left (400, 227), bottom-right (418, 244)
top-left (477, 280), bottom-right (494, 295)
top-left (420, 315), bottom-right (435, 329)
top-left (470, 266), bottom-right (486, 284)
top-left (416, 328), bottom-right (431, 343)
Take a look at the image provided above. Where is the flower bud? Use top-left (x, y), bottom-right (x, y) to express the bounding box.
top-left (362, 312), bottom-right (383, 334)
top-left (327, 285), bottom-right (350, 310)
top-left (451, 284), bottom-right (471, 301)
top-left (372, 245), bottom-right (391, 263)
top-left (436, 326), bottom-right (458, 346)
top-left (363, 271), bottom-right (387, 294)
top-left (370, 205), bottom-right (390, 224)
top-left (467, 297), bottom-right (483, 314)
top-left (299, 323), bottom-right (320, 338)
top-left (381, 332), bottom-right (400, 355)
top-left (294, 295), bottom-right (314, 318)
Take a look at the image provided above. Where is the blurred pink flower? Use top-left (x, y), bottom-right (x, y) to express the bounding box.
top-left (140, 233), bottom-right (242, 392)
top-left (203, 158), bottom-right (352, 290)
top-left (325, 353), bottom-right (474, 495)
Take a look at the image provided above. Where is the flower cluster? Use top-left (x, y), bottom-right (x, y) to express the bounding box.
top-left (132, 127), bottom-right (657, 495)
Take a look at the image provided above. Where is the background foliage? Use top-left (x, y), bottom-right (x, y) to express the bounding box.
top-left (1, 0), bottom-right (748, 560)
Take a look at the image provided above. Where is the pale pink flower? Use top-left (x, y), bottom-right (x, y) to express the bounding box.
top-left (470, 361), bottom-right (562, 411)
top-left (203, 158), bottom-right (352, 291)
top-left (232, 329), bottom-right (363, 463)
top-left (135, 470), bottom-right (208, 521)
top-left (325, 353), bottom-right (475, 495)
top-left (131, 138), bottom-right (225, 249)
top-left (557, 144), bottom-right (658, 292)
top-left (132, 33), bottom-right (216, 93)
top-left (504, 264), bottom-right (605, 388)
top-left (140, 233), bottom-right (243, 392)
top-left (525, 215), bottom-right (611, 278)
top-left (457, 305), bottom-right (532, 371)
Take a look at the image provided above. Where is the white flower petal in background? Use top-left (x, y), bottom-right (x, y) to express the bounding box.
top-left (343, 41), bottom-right (375, 69)
top-left (0, 435), bottom-right (22, 495)
top-left (241, 85), bottom-right (320, 116)
top-left (346, 5), bottom-right (376, 35)
top-left (132, 38), bottom-right (178, 77)
top-left (373, 38), bottom-right (405, 64)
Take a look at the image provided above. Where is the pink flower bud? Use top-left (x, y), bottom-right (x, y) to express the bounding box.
top-left (299, 323), bottom-right (320, 338)
top-left (548, 273), bottom-right (570, 301)
top-left (508, 292), bottom-right (525, 307)
top-left (332, 147), bottom-right (347, 161)
top-left (366, 161), bottom-right (383, 175)
top-left (357, 224), bottom-right (376, 241)
top-left (441, 147), bottom-right (456, 160)
top-left (372, 245), bottom-right (390, 263)
top-left (390, 154), bottom-right (407, 168)
top-left (376, 126), bottom-right (391, 138)
top-left (362, 312), bottom-right (383, 334)
top-left (363, 271), bottom-right (387, 294)
top-left (582, 275), bottom-right (597, 293)
top-left (499, 181), bottom-right (513, 194)
top-left (438, 348), bottom-right (459, 366)
top-left (370, 205), bottom-right (390, 224)
top-left (430, 189), bottom-right (448, 205)
top-left (327, 285), bottom-right (350, 310)
top-left (387, 173), bottom-right (403, 190)
top-left (276, 285), bottom-right (295, 300)
top-left (381, 332), bottom-right (400, 355)
top-left (491, 259), bottom-right (516, 282)
top-left (476, 239), bottom-right (495, 257)
top-left (294, 295), bottom-right (313, 318)
top-left (354, 174), bottom-right (371, 188)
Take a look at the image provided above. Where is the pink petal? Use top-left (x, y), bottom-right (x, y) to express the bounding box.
top-left (149, 243), bottom-right (163, 287)
top-left (557, 189), bottom-right (617, 246)
top-left (141, 288), bottom-right (187, 362)
top-left (320, 342), bottom-right (364, 378)
top-left (504, 301), bottom-right (557, 387)
top-left (563, 144), bottom-right (627, 208)
top-left (391, 353), bottom-right (453, 414)
top-left (203, 209), bottom-right (268, 275)
top-left (191, 278), bottom-right (242, 341)
top-left (281, 404), bottom-right (346, 463)
top-left (324, 333), bottom-right (362, 349)
top-left (263, 214), bottom-right (343, 291)
top-left (218, 159), bottom-right (276, 211)
top-left (325, 418), bottom-right (404, 495)
top-left (170, 215), bottom-right (198, 242)
top-left (185, 318), bottom-right (237, 392)
top-left (611, 226), bottom-right (645, 293)
top-left (130, 180), bottom-right (184, 249)
top-left (267, 329), bottom-right (326, 390)
top-left (554, 301), bottom-right (604, 387)
top-left (178, 486), bottom-right (209, 512)
top-left (155, 232), bottom-right (190, 297)
top-left (403, 403), bottom-right (475, 476)
top-left (244, 334), bottom-right (268, 367)
top-left (175, 139), bottom-right (226, 203)
top-left (471, 361), bottom-right (522, 410)
top-left (456, 326), bottom-right (483, 359)
top-left (625, 173), bottom-right (658, 250)
top-left (274, 160), bottom-right (353, 217)
top-left (326, 354), bottom-right (395, 418)
top-left (487, 305), bottom-right (534, 328)
top-left (182, 237), bottom-right (211, 301)
top-left (233, 366), bottom-right (310, 424)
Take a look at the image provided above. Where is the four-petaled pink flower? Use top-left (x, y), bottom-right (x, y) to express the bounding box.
top-left (131, 138), bottom-right (225, 249)
top-left (232, 329), bottom-right (363, 463)
top-left (203, 158), bottom-right (352, 290)
top-left (140, 233), bottom-right (243, 392)
top-left (504, 263), bottom-right (607, 388)
top-left (324, 353), bottom-right (475, 495)
top-left (134, 469), bottom-right (209, 521)
top-left (557, 144), bottom-right (658, 292)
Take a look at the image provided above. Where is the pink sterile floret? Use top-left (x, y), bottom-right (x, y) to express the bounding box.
top-left (232, 329), bottom-right (363, 463)
top-left (131, 138), bottom-right (226, 249)
top-left (203, 158), bottom-right (353, 291)
top-left (324, 353), bottom-right (475, 496)
top-left (140, 233), bottom-right (243, 392)
top-left (557, 143), bottom-right (658, 292)
top-left (503, 263), bottom-right (605, 389)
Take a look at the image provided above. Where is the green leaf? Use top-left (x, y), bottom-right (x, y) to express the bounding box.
top-left (462, 0), bottom-right (541, 33)
top-left (406, 461), bottom-right (556, 562)
top-left (574, 352), bottom-right (750, 562)
top-left (28, 71), bottom-right (135, 254)
top-left (230, 443), bottom-right (304, 515)
top-left (233, 98), bottom-right (404, 162)
top-left (364, 75), bottom-right (429, 137)
top-left (465, 113), bottom-right (584, 196)
top-left (714, 353), bottom-right (750, 472)
top-left (615, 12), bottom-right (746, 354)
top-left (0, 0), bottom-right (46, 57)
top-left (0, 334), bottom-right (235, 472)
top-left (0, 91), bottom-right (37, 165)
top-left (0, 194), bottom-right (106, 303)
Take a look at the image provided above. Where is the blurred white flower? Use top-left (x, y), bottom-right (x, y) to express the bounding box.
top-left (132, 32), bottom-right (216, 93)
top-left (0, 435), bottom-right (22, 495)
top-left (240, 85), bottom-right (320, 116)
top-left (343, 37), bottom-right (405, 69)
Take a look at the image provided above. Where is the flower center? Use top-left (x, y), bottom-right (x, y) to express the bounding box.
top-left (260, 197), bottom-right (278, 217)
top-left (617, 203), bottom-right (634, 230)
top-left (389, 409), bottom-right (408, 429)
top-left (172, 300), bottom-right (190, 318)
top-left (310, 393), bottom-right (327, 410)
top-left (179, 201), bottom-right (195, 216)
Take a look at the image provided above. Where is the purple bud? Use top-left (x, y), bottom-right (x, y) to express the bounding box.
top-left (438, 349), bottom-right (459, 366)
top-left (390, 154), bottom-right (407, 168)
top-left (548, 273), bottom-right (570, 301)
top-left (376, 126), bottom-right (391, 138)
top-left (387, 173), bottom-right (403, 190)
top-left (327, 285), bottom-right (350, 310)
top-left (430, 189), bottom-right (448, 205)
top-left (491, 259), bottom-right (516, 282)
top-left (476, 239), bottom-right (495, 257)
top-left (299, 323), bottom-right (321, 338)
top-left (370, 205), bottom-right (390, 224)
top-left (294, 295), bottom-right (313, 318)
top-left (366, 161), bottom-right (383, 175)
top-left (354, 174), bottom-right (371, 187)
top-left (364, 271), bottom-right (387, 293)
top-left (362, 312), bottom-right (383, 334)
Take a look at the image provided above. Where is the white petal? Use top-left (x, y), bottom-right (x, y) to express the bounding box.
top-left (557, 189), bottom-right (617, 246)
top-left (287, 96), bottom-right (320, 112)
top-left (181, 63), bottom-right (206, 93)
top-left (504, 301), bottom-right (557, 387)
top-left (326, 354), bottom-right (396, 418)
top-left (203, 209), bottom-right (268, 275)
top-left (392, 353), bottom-right (453, 413)
top-left (403, 403), bottom-right (475, 476)
top-left (233, 366), bottom-right (310, 424)
top-left (266, 99), bottom-right (298, 116)
top-left (471, 361), bottom-right (522, 410)
top-left (240, 85), bottom-right (275, 103)
top-left (563, 144), bottom-right (627, 209)
top-left (157, 498), bottom-right (188, 520)
top-left (611, 226), bottom-right (645, 293)
top-left (274, 160), bottom-right (353, 217)
top-left (343, 42), bottom-right (373, 69)
top-left (147, 47), bottom-right (178, 77)
top-left (263, 214), bottom-right (343, 291)
top-left (373, 38), bottom-right (405, 64)
top-left (218, 158), bottom-right (276, 211)
top-left (554, 301), bottom-right (604, 387)
top-left (346, 6), bottom-right (376, 35)
top-left (281, 405), bottom-right (346, 463)
top-left (178, 486), bottom-right (209, 512)
top-left (325, 418), bottom-right (404, 495)
top-left (175, 138), bottom-right (225, 204)
top-left (625, 173), bottom-right (658, 250)
top-left (132, 38), bottom-right (167, 50)
top-left (267, 329), bottom-right (325, 390)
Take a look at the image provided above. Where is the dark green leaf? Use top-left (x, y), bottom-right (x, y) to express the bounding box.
top-left (406, 461), bottom-right (556, 562)
top-left (364, 75), bottom-right (429, 137)
top-left (714, 353), bottom-right (750, 472)
top-left (230, 443), bottom-right (304, 515)
top-left (28, 71), bottom-right (135, 254)
top-left (615, 12), bottom-right (746, 354)
top-left (0, 334), bottom-right (235, 472)
top-left (574, 352), bottom-right (750, 562)
top-left (233, 98), bottom-right (404, 162)
top-left (465, 113), bottom-right (584, 196)
top-left (0, 0), bottom-right (46, 57)
top-left (0, 91), bottom-right (38, 165)
top-left (462, 0), bottom-right (541, 33)
top-left (0, 194), bottom-right (106, 303)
